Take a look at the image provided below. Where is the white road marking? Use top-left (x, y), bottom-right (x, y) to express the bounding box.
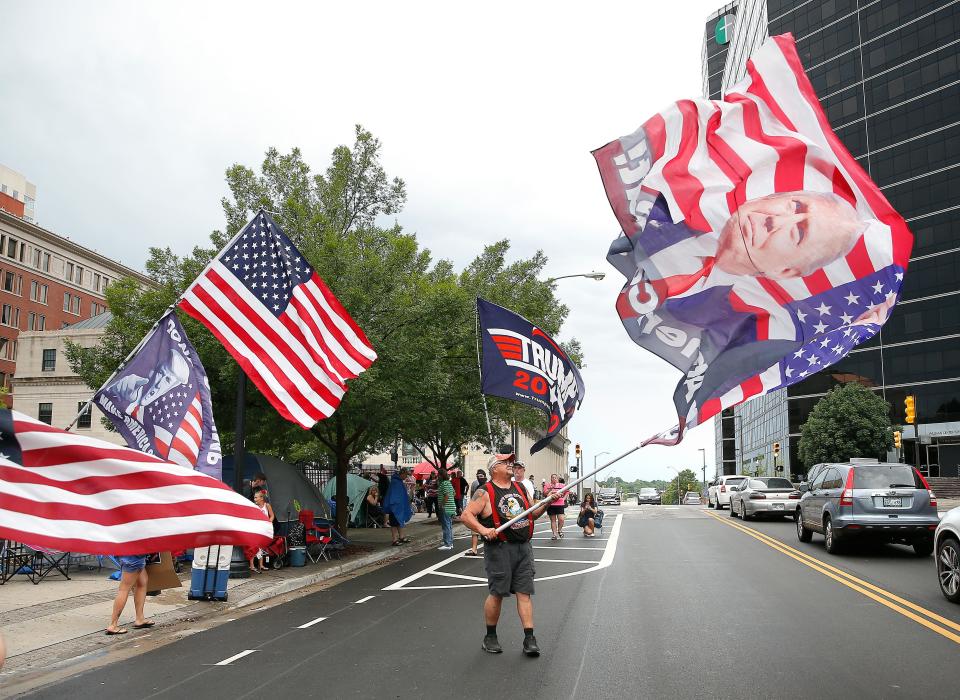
top-left (534, 558), bottom-right (600, 564)
top-left (354, 595), bottom-right (375, 604)
top-left (215, 649), bottom-right (258, 665)
top-left (383, 514), bottom-right (623, 591)
top-left (296, 617), bottom-right (328, 629)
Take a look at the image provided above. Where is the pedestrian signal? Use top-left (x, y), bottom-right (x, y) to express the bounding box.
top-left (570, 466), bottom-right (578, 474)
top-left (893, 430), bottom-right (902, 449)
top-left (904, 395), bottom-right (916, 424)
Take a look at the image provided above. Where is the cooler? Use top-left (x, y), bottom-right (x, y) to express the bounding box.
top-left (188, 545), bottom-right (232, 601)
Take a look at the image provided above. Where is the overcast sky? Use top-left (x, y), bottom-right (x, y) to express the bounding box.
top-left (1, 0), bottom-right (725, 483)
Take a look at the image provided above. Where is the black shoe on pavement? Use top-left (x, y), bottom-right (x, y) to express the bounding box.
top-left (522, 635), bottom-right (541, 657)
top-left (482, 634), bottom-right (503, 654)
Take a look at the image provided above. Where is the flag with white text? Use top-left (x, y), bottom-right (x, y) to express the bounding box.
top-left (96, 311), bottom-right (222, 479)
top-left (593, 34), bottom-right (912, 445)
top-left (478, 298), bottom-right (585, 454)
top-left (179, 211), bottom-right (377, 429)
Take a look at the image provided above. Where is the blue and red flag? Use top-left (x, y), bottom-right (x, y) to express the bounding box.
top-left (478, 298), bottom-right (584, 454)
top-left (95, 311), bottom-right (223, 479)
top-left (593, 34), bottom-right (912, 445)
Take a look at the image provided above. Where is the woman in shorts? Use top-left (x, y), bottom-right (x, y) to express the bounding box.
top-left (543, 473), bottom-right (567, 540)
top-left (105, 554), bottom-right (154, 635)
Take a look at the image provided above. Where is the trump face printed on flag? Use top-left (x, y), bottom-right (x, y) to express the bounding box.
top-left (594, 34), bottom-right (912, 445)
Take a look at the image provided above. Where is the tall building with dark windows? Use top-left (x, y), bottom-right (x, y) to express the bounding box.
top-left (707, 0), bottom-right (960, 479)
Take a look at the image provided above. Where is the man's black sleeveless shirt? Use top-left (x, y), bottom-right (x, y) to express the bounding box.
top-left (478, 481), bottom-right (532, 543)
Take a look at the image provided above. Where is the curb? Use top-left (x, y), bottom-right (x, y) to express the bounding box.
top-left (229, 523), bottom-right (467, 609)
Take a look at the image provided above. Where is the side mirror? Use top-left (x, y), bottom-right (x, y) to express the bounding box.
top-left (798, 483), bottom-right (809, 493)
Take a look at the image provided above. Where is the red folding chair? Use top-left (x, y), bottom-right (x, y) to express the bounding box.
top-left (299, 510), bottom-right (334, 563)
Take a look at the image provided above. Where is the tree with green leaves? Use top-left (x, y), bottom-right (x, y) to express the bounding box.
top-left (662, 468), bottom-right (700, 505)
top-left (798, 382), bottom-right (893, 468)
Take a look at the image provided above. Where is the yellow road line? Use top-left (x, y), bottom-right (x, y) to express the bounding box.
top-left (706, 511), bottom-right (960, 645)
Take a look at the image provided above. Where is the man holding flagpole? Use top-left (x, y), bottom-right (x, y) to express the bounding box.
top-left (460, 450), bottom-right (549, 657)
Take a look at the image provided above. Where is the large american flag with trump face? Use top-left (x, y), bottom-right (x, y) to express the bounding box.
top-left (179, 211), bottom-right (377, 429)
top-left (593, 34), bottom-right (912, 446)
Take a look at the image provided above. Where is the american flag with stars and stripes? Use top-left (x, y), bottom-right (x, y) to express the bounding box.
top-left (179, 210), bottom-right (377, 429)
top-left (593, 34), bottom-right (912, 446)
top-left (0, 410), bottom-right (272, 555)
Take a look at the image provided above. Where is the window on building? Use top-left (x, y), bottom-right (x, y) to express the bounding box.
top-left (13, 307), bottom-right (19, 328)
top-left (27, 312), bottom-right (35, 331)
top-left (93, 273), bottom-right (101, 290)
top-left (30, 280), bottom-right (37, 301)
top-left (3, 271), bottom-right (14, 293)
top-left (63, 292), bottom-right (71, 312)
top-left (77, 402), bottom-right (92, 429)
top-left (39, 283), bottom-right (47, 304)
top-left (6, 339), bottom-right (17, 361)
top-left (1, 304), bottom-right (12, 326)
top-left (42, 348), bottom-right (56, 372)
top-left (41, 252), bottom-right (50, 272)
top-left (0, 372), bottom-right (5, 388)
top-left (38, 402), bottom-right (53, 425)
top-left (6, 238), bottom-right (17, 259)
top-left (32, 249), bottom-right (41, 268)
top-left (65, 262), bottom-right (74, 282)
top-left (102, 276), bottom-right (110, 292)
top-left (0, 184), bottom-right (6, 193)
top-left (37, 314), bottom-right (45, 331)
top-left (12, 190), bottom-right (18, 200)
top-left (75, 266), bottom-right (84, 284)
top-left (72, 296), bottom-right (80, 314)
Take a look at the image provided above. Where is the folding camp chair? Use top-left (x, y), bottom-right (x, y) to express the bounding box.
top-left (299, 510), bottom-right (334, 563)
top-left (1, 541), bottom-right (71, 584)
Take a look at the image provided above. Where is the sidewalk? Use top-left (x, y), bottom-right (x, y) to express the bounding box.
top-left (0, 513), bottom-right (465, 690)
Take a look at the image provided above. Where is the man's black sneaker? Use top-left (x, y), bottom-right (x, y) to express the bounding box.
top-left (482, 634), bottom-right (503, 654)
top-left (522, 635), bottom-right (541, 657)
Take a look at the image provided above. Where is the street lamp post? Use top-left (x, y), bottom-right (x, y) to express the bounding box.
top-left (666, 466), bottom-right (681, 505)
top-left (545, 272), bottom-right (606, 284)
top-left (593, 452), bottom-right (610, 493)
top-left (698, 448), bottom-right (707, 492)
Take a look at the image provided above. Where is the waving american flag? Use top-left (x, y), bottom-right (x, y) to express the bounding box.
top-left (0, 410), bottom-right (272, 555)
top-left (180, 211), bottom-right (376, 429)
top-left (593, 35), bottom-right (912, 445)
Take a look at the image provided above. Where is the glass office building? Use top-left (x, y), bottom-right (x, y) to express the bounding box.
top-left (706, 0), bottom-right (960, 478)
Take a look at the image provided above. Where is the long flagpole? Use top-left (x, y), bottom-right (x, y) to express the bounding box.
top-left (494, 444), bottom-right (643, 534)
top-left (63, 210), bottom-right (267, 432)
top-left (475, 299), bottom-right (497, 452)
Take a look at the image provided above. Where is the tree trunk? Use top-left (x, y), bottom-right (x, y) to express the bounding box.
top-left (335, 451), bottom-right (350, 534)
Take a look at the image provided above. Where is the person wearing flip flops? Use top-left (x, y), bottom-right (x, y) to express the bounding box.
top-left (105, 555), bottom-right (155, 635)
top-left (385, 467), bottom-right (414, 546)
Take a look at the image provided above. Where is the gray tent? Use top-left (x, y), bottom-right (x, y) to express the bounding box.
top-left (223, 453), bottom-right (331, 522)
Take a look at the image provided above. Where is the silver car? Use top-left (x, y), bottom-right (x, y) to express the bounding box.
top-left (796, 462), bottom-right (939, 555)
top-left (729, 477), bottom-right (799, 520)
top-left (935, 505), bottom-right (960, 603)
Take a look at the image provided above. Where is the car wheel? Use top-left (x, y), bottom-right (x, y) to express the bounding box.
top-left (741, 502), bottom-right (753, 521)
top-left (913, 538), bottom-right (934, 557)
top-left (796, 511), bottom-right (812, 542)
top-left (729, 500), bottom-right (738, 517)
top-left (717, 501), bottom-right (725, 511)
top-left (824, 517), bottom-right (842, 554)
top-left (937, 536), bottom-right (960, 603)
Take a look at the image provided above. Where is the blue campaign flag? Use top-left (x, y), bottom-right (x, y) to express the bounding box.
top-left (94, 311), bottom-right (223, 479)
top-left (477, 298), bottom-right (585, 454)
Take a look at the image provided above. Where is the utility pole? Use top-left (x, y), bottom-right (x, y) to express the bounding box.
top-left (699, 448), bottom-right (707, 492)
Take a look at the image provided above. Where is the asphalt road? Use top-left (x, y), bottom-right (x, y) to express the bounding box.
top-left (19, 504), bottom-right (960, 699)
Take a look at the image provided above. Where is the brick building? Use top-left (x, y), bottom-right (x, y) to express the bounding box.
top-left (0, 209), bottom-right (152, 405)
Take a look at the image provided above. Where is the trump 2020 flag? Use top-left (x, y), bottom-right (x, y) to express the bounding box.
top-left (95, 311), bottom-right (223, 479)
top-left (593, 34), bottom-right (912, 445)
top-left (179, 210), bottom-right (376, 430)
top-left (0, 410), bottom-right (272, 555)
top-left (478, 298), bottom-right (585, 454)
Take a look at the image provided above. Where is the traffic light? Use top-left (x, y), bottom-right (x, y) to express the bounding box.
top-left (904, 395), bottom-right (916, 424)
top-left (893, 430), bottom-right (902, 449)
top-left (772, 442), bottom-right (781, 459)
top-left (575, 443), bottom-right (581, 459)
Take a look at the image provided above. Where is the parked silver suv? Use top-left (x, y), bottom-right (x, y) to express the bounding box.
top-left (796, 462), bottom-right (939, 556)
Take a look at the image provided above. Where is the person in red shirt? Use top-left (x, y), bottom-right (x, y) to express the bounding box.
top-left (451, 469), bottom-right (468, 518)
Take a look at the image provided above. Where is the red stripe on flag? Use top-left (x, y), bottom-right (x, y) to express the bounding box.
top-left (20, 442), bottom-right (167, 468)
top-left (726, 92), bottom-right (806, 193)
top-left (740, 375), bottom-right (764, 400)
top-left (0, 463), bottom-right (227, 495)
top-left (802, 269), bottom-right (832, 296)
top-left (729, 291), bottom-right (770, 340)
top-left (491, 335), bottom-right (521, 346)
top-left (662, 100), bottom-right (711, 232)
top-left (285, 296), bottom-right (354, 383)
top-left (756, 277), bottom-right (795, 306)
top-left (706, 109), bottom-right (751, 213)
top-left (169, 435), bottom-right (199, 464)
top-left (698, 397), bottom-right (723, 423)
top-left (844, 236), bottom-right (875, 279)
top-left (644, 113), bottom-right (667, 161)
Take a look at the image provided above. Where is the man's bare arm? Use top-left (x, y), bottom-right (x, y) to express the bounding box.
top-left (460, 489), bottom-right (497, 540)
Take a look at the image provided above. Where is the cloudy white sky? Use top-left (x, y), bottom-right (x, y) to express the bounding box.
top-left (2, 0), bottom-right (725, 483)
